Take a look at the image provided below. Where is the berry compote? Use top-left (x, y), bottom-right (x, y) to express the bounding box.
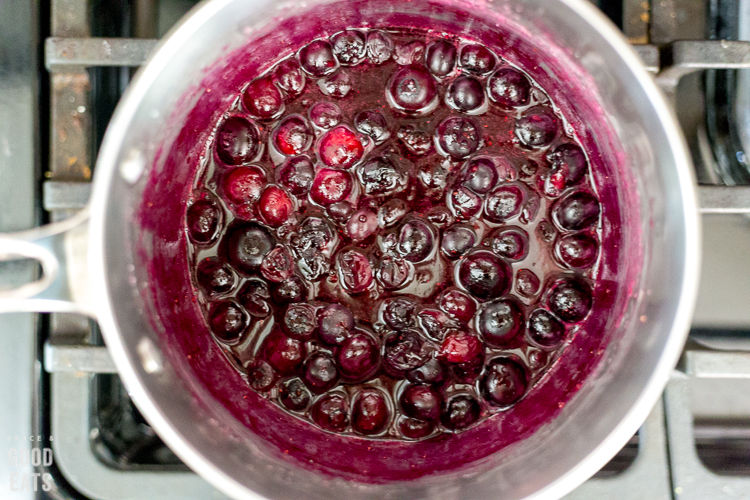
top-left (185, 28), bottom-right (602, 441)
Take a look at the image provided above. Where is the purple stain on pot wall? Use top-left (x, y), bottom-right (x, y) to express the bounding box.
top-left (135, 0), bottom-right (639, 483)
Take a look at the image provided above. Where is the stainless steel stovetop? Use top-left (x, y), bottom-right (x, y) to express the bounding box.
top-left (2, 0), bottom-right (750, 499)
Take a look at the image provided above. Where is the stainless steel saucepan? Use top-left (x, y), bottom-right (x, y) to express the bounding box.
top-left (0, 0), bottom-right (701, 498)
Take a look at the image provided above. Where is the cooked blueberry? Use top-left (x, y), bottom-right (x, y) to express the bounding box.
top-left (273, 58), bottom-right (306, 97)
top-left (299, 40), bottom-right (337, 76)
top-left (450, 186), bottom-right (483, 219)
top-left (310, 168), bottom-right (353, 206)
top-left (270, 275), bottom-right (308, 304)
top-left (383, 330), bottom-right (429, 377)
top-left (457, 250), bottom-right (512, 300)
top-left (520, 191), bottom-right (542, 224)
top-left (346, 208), bottom-right (378, 242)
top-left (297, 252), bottom-right (331, 282)
top-left (459, 44), bottom-right (496, 75)
top-left (406, 357), bottom-right (446, 385)
top-left (387, 66), bottom-right (438, 113)
top-left (281, 304), bottom-right (317, 339)
top-left (437, 289), bottom-right (477, 323)
top-left (401, 384), bottom-right (442, 422)
top-left (397, 124), bottom-right (433, 156)
top-left (516, 269), bottom-right (541, 297)
top-left (441, 225), bottom-right (476, 259)
top-left (237, 279), bottom-right (271, 317)
top-left (187, 199), bottom-right (221, 244)
top-left (318, 125), bottom-right (363, 168)
top-left (352, 389), bottom-right (390, 435)
top-left (425, 205), bottom-right (455, 228)
top-left (196, 257), bottom-right (235, 295)
top-left (292, 216), bottom-right (335, 254)
top-left (312, 393), bottom-right (349, 432)
top-left (277, 156), bottom-right (314, 196)
top-left (488, 68), bottom-right (531, 108)
top-left (528, 349), bottom-right (549, 370)
top-left (247, 359), bottom-right (276, 391)
top-left (378, 198), bottom-right (409, 228)
top-left (397, 219), bottom-right (435, 262)
top-left (303, 352), bottom-right (339, 393)
top-left (242, 77), bottom-right (284, 120)
top-left (555, 233), bottom-right (599, 269)
top-left (319, 71), bottom-right (352, 98)
top-left (476, 299), bottom-right (524, 347)
top-left (376, 255), bottom-right (413, 290)
top-left (318, 303), bottom-right (355, 346)
top-left (534, 223), bottom-right (557, 249)
top-left (425, 40), bottom-right (457, 76)
top-left (309, 102), bottom-right (342, 129)
top-left (209, 300), bottom-right (248, 343)
top-left (279, 378), bottom-right (311, 411)
top-left (336, 249), bottom-right (373, 294)
top-left (382, 297), bottom-right (418, 330)
top-left (354, 110), bottom-right (390, 142)
top-left (331, 29), bottom-right (366, 65)
top-left (394, 41), bottom-right (425, 66)
top-left (463, 157), bottom-right (498, 194)
top-left (258, 186), bottom-right (293, 228)
top-left (447, 76), bottom-right (485, 112)
top-left (490, 227), bottom-right (529, 261)
top-left (528, 309), bottom-right (566, 348)
top-left (273, 115), bottom-right (313, 156)
top-left (222, 166), bottom-right (265, 206)
top-left (441, 394), bottom-right (480, 430)
top-left (326, 201), bottom-right (354, 225)
top-left (337, 332), bottom-right (380, 381)
top-left (221, 223), bottom-right (275, 275)
top-left (358, 156), bottom-right (407, 197)
top-left (437, 116), bottom-right (480, 159)
top-left (438, 330), bottom-right (483, 365)
top-left (480, 357), bottom-right (529, 407)
top-left (264, 328), bottom-right (306, 375)
top-left (515, 106), bottom-right (559, 148)
top-left (417, 308), bottom-right (452, 342)
top-left (547, 277), bottom-right (593, 323)
top-left (398, 416), bottom-right (435, 439)
top-left (417, 160), bottom-right (450, 193)
top-left (485, 185), bottom-right (524, 223)
top-left (546, 143), bottom-right (588, 187)
top-left (553, 191), bottom-right (601, 231)
top-left (215, 115), bottom-right (260, 165)
top-left (366, 30), bottom-right (395, 65)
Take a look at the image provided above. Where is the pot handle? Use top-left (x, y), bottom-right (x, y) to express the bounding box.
top-left (0, 210), bottom-right (95, 317)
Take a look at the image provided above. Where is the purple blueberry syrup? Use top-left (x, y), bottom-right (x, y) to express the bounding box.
top-left (184, 28), bottom-right (603, 443)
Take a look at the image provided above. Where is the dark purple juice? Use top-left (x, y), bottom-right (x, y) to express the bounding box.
top-left (183, 27), bottom-right (603, 444)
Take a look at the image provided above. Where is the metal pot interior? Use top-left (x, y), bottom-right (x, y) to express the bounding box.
top-left (92, 0), bottom-right (697, 498)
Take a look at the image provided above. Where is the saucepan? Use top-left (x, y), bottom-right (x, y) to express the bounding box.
top-left (0, 0), bottom-right (700, 498)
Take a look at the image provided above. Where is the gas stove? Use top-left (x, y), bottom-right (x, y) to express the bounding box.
top-left (1, 0), bottom-right (750, 499)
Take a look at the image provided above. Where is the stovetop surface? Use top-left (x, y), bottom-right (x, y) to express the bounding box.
top-left (2, 1), bottom-right (750, 499)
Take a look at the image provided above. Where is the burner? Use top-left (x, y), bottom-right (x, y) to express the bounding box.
top-left (91, 374), bottom-right (184, 468)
